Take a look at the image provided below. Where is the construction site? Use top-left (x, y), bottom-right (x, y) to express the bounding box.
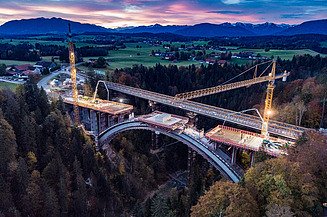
top-left (205, 125), bottom-right (291, 157)
top-left (63, 96), bottom-right (133, 116)
top-left (47, 23), bottom-right (309, 179)
top-left (137, 111), bottom-right (189, 131)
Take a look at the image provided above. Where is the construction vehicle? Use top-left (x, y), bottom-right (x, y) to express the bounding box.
top-left (67, 23), bottom-right (79, 124)
top-left (175, 60), bottom-right (288, 137)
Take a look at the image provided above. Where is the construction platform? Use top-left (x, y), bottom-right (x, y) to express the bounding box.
top-left (63, 95), bottom-right (133, 115)
top-left (137, 111), bottom-right (189, 131)
top-left (206, 125), bottom-right (293, 157)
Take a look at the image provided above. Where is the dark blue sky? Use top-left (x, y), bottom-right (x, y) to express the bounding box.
top-left (0, 0), bottom-right (326, 27)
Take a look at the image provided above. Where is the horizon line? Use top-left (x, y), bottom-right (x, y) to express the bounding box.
top-left (1, 16), bottom-right (325, 29)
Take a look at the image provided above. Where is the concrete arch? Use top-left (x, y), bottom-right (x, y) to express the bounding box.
top-left (98, 121), bottom-right (242, 183)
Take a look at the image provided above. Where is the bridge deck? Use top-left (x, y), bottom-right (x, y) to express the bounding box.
top-left (64, 95), bottom-right (133, 115)
top-left (206, 125), bottom-right (290, 157)
top-left (103, 81), bottom-right (306, 140)
top-left (137, 111), bottom-right (189, 131)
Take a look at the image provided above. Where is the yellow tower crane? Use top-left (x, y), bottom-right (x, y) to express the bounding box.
top-left (67, 23), bottom-right (79, 124)
top-left (174, 60), bottom-right (287, 137)
top-left (261, 60), bottom-right (276, 136)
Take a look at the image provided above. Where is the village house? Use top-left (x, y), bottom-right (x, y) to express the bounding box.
top-left (34, 61), bottom-right (57, 72)
top-left (6, 64), bottom-right (41, 76)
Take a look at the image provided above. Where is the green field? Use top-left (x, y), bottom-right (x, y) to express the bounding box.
top-left (0, 38), bottom-right (99, 48)
top-left (85, 42), bottom-right (326, 69)
top-left (1, 39), bottom-right (326, 70)
top-left (235, 48), bottom-right (325, 60)
top-left (0, 56), bottom-right (61, 66)
top-left (84, 42), bottom-right (203, 70)
top-left (0, 59), bottom-right (36, 66)
top-left (0, 82), bottom-right (20, 90)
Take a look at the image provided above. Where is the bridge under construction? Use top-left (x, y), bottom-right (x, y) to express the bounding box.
top-left (60, 24), bottom-right (308, 182)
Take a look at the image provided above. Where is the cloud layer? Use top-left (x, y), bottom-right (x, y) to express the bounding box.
top-left (0, 0), bottom-right (326, 27)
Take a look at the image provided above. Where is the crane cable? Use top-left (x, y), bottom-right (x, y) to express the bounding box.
top-left (221, 60), bottom-right (273, 85)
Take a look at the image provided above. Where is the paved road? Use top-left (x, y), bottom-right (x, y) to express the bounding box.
top-left (0, 78), bottom-right (25, 85)
top-left (37, 62), bottom-right (84, 91)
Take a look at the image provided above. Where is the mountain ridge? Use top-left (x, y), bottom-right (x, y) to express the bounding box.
top-left (0, 17), bottom-right (326, 37)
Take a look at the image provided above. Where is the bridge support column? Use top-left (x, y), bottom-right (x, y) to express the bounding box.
top-left (90, 110), bottom-right (99, 135)
top-left (187, 112), bottom-right (197, 128)
top-left (151, 131), bottom-right (159, 150)
top-left (250, 151), bottom-right (255, 167)
top-left (149, 100), bottom-right (158, 112)
top-left (99, 112), bottom-right (107, 134)
top-left (118, 114), bottom-right (124, 123)
top-left (108, 115), bottom-right (114, 127)
top-left (187, 148), bottom-right (197, 182)
top-left (213, 142), bottom-right (217, 151)
top-left (231, 147), bottom-right (237, 165)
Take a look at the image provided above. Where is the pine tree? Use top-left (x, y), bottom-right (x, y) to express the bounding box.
top-left (44, 184), bottom-right (60, 217)
top-left (0, 110), bottom-right (17, 175)
top-left (0, 175), bottom-right (16, 216)
top-left (73, 158), bottom-right (89, 217)
top-left (38, 87), bottom-right (50, 119)
top-left (19, 115), bottom-right (37, 154)
top-left (12, 157), bottom-right (29, 211)
top-left (151, 194), bottom-right (175, 217)
top-left (22, 170), bottom-right (44, 217)
top-left (58, 175), bottom-right (69, 217)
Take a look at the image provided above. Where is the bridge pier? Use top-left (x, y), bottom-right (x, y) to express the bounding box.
top-left (90, 110), bottom-right (99, 135)
top-left (187, 148), bottom-right (197, 182)
top-left (187, 112), bottom-right (198, 128)
top-left (151, 131), bottom-right (160, 150)
top-left (250, 151), bottom-right (255, 167)
top-left (148, 100), bottom-right (158, 112)
top-left (231, 147), bottom-right (237, 165)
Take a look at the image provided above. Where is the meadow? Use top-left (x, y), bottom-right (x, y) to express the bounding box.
top-left (0, 82), bottom-right (20, 90)
top-left (88, 42), bottom-right (326, 69)
top-left (1, 37), bottom-right (326, 70)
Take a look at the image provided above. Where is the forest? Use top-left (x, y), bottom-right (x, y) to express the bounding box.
top-left (0, 43), bottom-right (122, 62)
top-left (209, 34), bottom-right (327, 54)
top-left (1, 54), bottom-right (327, 216)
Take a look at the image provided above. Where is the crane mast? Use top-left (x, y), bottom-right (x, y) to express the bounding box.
top-left (261, 60), bottom-right (276, 136)
top-left (68, 23), bottom-right (79, 124)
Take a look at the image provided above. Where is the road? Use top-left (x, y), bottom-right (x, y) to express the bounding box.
top-left (103, 81), bottom-right (306, 140)
top-left (37, 62), bottom-right (85, 91)
top-left (0, 78), bottom-right (25, 84)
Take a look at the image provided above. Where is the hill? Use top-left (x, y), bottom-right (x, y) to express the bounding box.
top-left (235, 22), bottom-right (291, 36)
top-left (118, 24), bottom-right (187, 34)
top-left (279, 19), bottom-right (327, 35)
top-left (174, 22), bottom-right (254, 37)
top-left (0, 17), bottom-right (110, 35)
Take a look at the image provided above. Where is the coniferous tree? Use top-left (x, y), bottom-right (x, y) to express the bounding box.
top-left (72, 158), bottom-right (89, 217)
top-left (23, 170), bottom-right (44, 217)
top-left (151, 194), bottom-right (175, 217)
top-left (12, 157), bottom-right (29, 211)
top-left (44, 184), bottom-right (60, 217)
top-left (0, 110), bottom-right (17, 175)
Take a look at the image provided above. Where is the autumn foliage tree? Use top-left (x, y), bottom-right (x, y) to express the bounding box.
top-left (191, 181), bottom-right (259, 217)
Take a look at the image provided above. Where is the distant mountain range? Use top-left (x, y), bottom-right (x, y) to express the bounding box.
top-left (0, 17), bottom-right (108, 35)
top-left (0, 17), bottom-right (326, 37)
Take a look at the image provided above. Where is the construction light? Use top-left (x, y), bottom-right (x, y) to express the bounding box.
top-left (119, 98), bottom-right (124, 103)
top-left (267, 109), bottom-right (273, 116)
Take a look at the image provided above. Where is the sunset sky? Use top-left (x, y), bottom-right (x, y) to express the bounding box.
top-left (0, 0), bottom-right (326, 28)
